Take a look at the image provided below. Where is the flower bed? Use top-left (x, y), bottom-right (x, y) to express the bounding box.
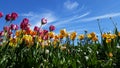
top-left (0, 12), bottom-right (120, 68)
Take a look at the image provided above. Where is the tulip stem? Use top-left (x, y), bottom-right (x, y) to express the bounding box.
top-left (40, 24), bottom-right (42, 29)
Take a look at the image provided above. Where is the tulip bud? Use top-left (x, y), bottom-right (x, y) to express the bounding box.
top-left (11, 12), bottom-right (18, 20)
top-left (3, 26), bottom-right (10, 32)
top-left (0, 12), bottom-right (3, 18)
top-left (45, 49), bottom-right (49, 54)
top-left (22, 18), bottom-right (29, 24)
top-left (5, 14), bottom-right (11, 21)
top-left (0, 31), bottom-right (4, 36)
top-left (49, 25), bottom-right (55, 31)
top-left (34, 26), bottom-right (40, 32)
top-left (10, 24), bottom-right (16, 30)
top-left (41, 18), bottom-right (47, 25)
top-left (15, 25), bottom-right (19, 30)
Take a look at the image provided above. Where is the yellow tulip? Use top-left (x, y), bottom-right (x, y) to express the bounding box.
top-left (48, 32), bottom-right (55, 38)
top-left (102, 33), bottom-right (107, 39)
top-left (60, 29), bottom-right (66, 36)
top-left (90, 32), bottom-right (96, 38)
top-left (118, 32), bottom-right (120, 37)
top-left (92, 36), bottom-right (98, 42)
top-left (111, 34), bottom-right (117, 39)
top-left (58, 34), bottom-right (64, 39)
top-left (70, 32), bottom-right (77, 40)
top-left (9, 38), bottom-right (18, 47)
top-left (108, 52), bottom-right (113, 57)
top-left (22, 35), bottom-right (33, 46)
top-left (78, 34), bottom-right (84, 40)
top-left (87, 34), bottom-right (92, 39)
top-left (106, 39), bottom-right (111, 43)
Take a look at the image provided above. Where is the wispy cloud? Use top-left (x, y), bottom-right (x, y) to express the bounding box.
top-left (21, 11), bottom-right (57, 29)
top-left (64, 0), bottom-right (79, 10)
top-left (54, 12), bottom-right (90, 27)
top-left (80, 12), bottom-right (120, 22)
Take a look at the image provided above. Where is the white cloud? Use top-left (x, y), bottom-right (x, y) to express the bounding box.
top-left (80, 12), bottom-right (120, 22)
top-left (21, 12), bottom-right (34, 17)
top-left (64, 0), bottom-right (79, 10)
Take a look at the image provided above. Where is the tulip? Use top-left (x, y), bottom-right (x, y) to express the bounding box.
top-left (49, 25), bottom-right (55, 31)
top-left (20, 18), bottom-right (30, 30)
top-left (34, 26), bottom-right (40, 32)
top-left (0, 12), bottom-right (3, 18)
top-left (70, 32), bottom-right (77, 40)
top-left (5, 14), bottom-right (11, 21)
top-left (0, 31), bottom-right (4, 36)
top-left (43, 30), bottom-right (48, 34)
top-left (43, 35), bottom-right (48, 40)
top-left (60, 29), bottom-right (66, 36)
top-left (41, 18), bottom-right (47, 25)
top-left (45, 49), bottom-right (49, 54)
top-left (22, 18), bottom-right (29, 24)
top-left (10, 24), bottom-right (16, 30)
top-left (3, 26), bottom-right (10, 32)
top-left (15, 25), bottom-right (19, 30)
top-left (11, 12), bottom-right (18, 20)
top-left (78, 34), bottom-right (84, 40)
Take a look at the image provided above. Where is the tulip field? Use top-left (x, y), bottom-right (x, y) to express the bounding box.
top-left (0, 12), bottom-right (120, 68)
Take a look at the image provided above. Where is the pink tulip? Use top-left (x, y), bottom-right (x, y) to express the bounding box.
top-left (49, 25), bottom-right (55, 31)
top-left (3, 26), bottom-right (10, 32)
top-left (41, 18), bottom-right (47, 25)
top-left (38, 28), bottom-right (43, 35)
top-left (43, 35), bottom-right (48, 40)
top-left (0, 31), bottom-right (4, 36)
top-left (0, 12), bottom-right (3, 18)
top-left (15, 25), bottom-right (19, 30)
top-left (11, 12), bottom-right (18, 20)
top-left (5, 14), bottom-right (11, 21)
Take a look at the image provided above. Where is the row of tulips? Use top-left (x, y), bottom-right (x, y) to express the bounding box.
top-left (0, 12), bottom-right (120, 68)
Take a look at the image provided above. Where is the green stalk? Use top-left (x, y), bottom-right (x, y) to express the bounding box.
top-left (97, 19), bottom-right (103, 44)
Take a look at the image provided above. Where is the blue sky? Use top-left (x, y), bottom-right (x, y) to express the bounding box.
top-left (0, 0), bottom-right (120, 37)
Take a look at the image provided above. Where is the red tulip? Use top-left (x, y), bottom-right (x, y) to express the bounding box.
top-left (49, 25), bottom-right (55, 31)
top-left (20, 18), bottom-right (30, 30)
top-left (11, 12), bottom-right (18, 20)
top-left (41, 18), bottom-right (47, 25)
top-left (5, 14), bottom-right (11, 21)
top-left (43, 30), bottom-right (48, 34)
top-left (10, 24), bottom-right (16, 30)
top-left (10, 24), bottom-right (19, 30)
top-left (22, 18), bottom-right (29, 24)
top-left (0, 12), bottom-right (3, 18)
top-left (34, 26), bottom-right (40, 32)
